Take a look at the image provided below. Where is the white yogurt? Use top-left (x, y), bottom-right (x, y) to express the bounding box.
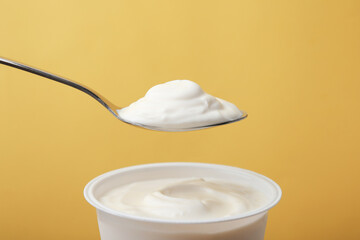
top-left (100, 177), bottom-right (267, 221)
top-left (85, 163), bottom-right (282, 240)
top-left (117, 80), bottom-right (243, 129)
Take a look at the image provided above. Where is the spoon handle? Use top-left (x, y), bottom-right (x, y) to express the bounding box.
top-left (0, 57), bottom-right (119, 117)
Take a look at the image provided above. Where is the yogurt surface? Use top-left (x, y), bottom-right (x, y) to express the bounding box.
top-left (117, 80), bottom-right (244, 129)
top-left (100, 177), bottom-right (267, 221)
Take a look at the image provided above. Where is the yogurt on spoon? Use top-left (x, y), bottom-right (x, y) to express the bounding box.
top-left (117, 80), bottom-right (245, 130)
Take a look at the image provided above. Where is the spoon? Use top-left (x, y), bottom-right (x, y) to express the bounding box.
top-left (0, 57), bottom-right (247, 131)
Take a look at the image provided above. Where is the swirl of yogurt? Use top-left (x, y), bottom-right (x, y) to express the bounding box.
top-left (117, 80), bottom-right (243, 129)
top-left (100, 178), bottom-right (266, 221)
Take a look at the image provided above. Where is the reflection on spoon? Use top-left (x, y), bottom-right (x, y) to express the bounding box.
top-left (0, 57), bottom-right (247, 131)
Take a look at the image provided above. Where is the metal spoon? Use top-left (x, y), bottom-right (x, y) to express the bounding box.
top-left (0, 57), bottom-right (247, 131)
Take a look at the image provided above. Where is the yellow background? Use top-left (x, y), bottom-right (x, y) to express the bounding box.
top-left (1, 0), bottom-right (359, 239)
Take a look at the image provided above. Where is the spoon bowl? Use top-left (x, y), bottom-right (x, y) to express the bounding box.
top-left (0, 57), bottom-right (247, 131)
top-left (123, 114), bottom-right (248, 132)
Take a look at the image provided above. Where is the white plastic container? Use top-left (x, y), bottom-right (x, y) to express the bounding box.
top-left (84, 162), bottom-right (281, 240)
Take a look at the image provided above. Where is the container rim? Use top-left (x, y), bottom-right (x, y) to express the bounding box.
top-left (84, 162), bottom-right (282, 224)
